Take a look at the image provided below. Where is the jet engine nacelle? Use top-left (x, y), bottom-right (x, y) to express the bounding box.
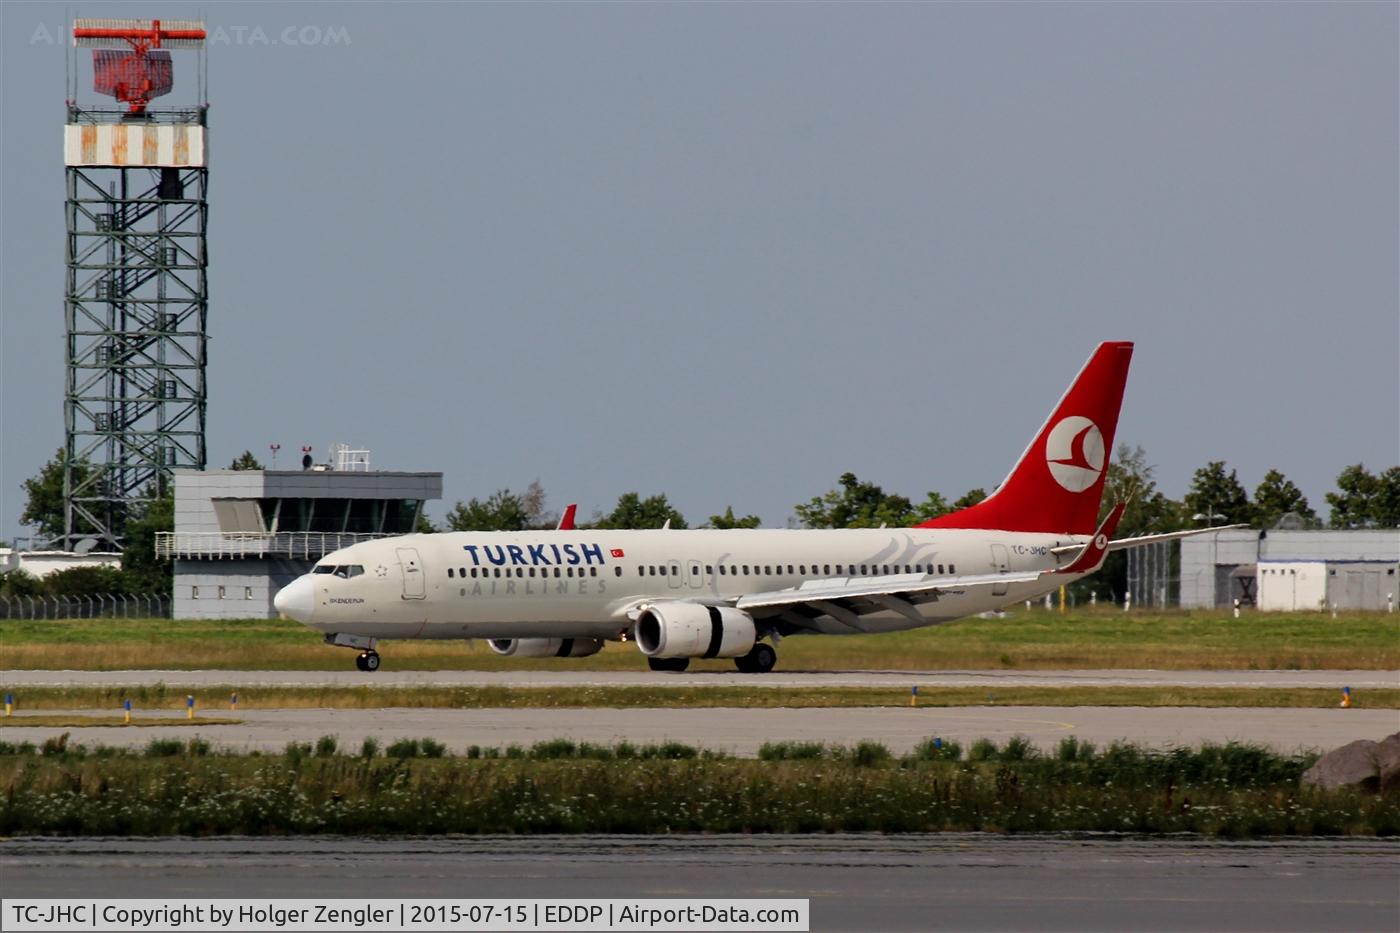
top-left (487, 637), bottom-right (605, 658)
top-left (634, 602), bottom-right (756, 659)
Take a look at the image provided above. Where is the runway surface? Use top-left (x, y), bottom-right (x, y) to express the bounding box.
top-left (4, 668), bottom-right (1397, 688)
top-left (4, 706), bottom-right (1396, 755)
top-left (3, 835), bottom-right (1397, 932)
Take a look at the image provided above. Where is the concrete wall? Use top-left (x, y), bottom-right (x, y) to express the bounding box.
top-left (1180, 530), bottom-right (1260, 608)
top-left (173, 470), bottom-right (265, 535)
top-left (1328, 564), bottom-right (1397, 611)
top-left (1257, 562), bottom-right (1328, 612)
top-left (172, 558), bottom-right (312, 619)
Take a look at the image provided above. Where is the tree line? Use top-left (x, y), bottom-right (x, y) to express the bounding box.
top-left (433, 452), bottom-right (1398, 534)
top-left (5, 446), bottom-right (1396, 601)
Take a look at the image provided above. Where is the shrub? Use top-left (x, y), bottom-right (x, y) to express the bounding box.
top-left (1056, 736), bottom-right (1096, 762)
top-left (998, 735), bottom-right (1037, 762)
top-left (359, 737), bottom-right (380, 759)
top-left (386, 739), bottom-right (420, 760)
top-left (144, 738), bottom-right (183, 757)
top-left (314, 736), bottom-right (338, 758)
top-left (577, 742), bottom-right (613, 760)
top-left (40, 733), bottom-right (71, 757)
top-left (284, 741), bottom-right (312, 765)
top-left (759, 741), bottom-right (826, 761)
top-left (419, 738), bottom-right (447, 759)
top-left (968, 738), bottom-right (997, 762)
top-left (849, 741), bottom-right (892, 767)
top-left (910, 738), bottom-right (962, 762)
top-left (641, 742), bottom-right (698, 760)
top-left (530, 739), bottom-right (579, 760)
top-left (186, 737), bottom-right (211, 757)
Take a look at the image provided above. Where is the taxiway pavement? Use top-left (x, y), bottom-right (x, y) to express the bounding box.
top-left (4, 667), bottom-right (1397, 688)
top-left (3, 835), bottom-right (1397, 932)
top-left (3, 705), bottom-right (1396, 755)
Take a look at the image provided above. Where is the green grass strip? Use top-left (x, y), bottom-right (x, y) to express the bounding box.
top-left (1, 738), bottom-right (1395, 837)
top-left (2, 685), bottom-right (1395, 710)
top-left (4, 608), bottom-right (1397, 670)
top-left (0, 715), bottom-right (242, 728)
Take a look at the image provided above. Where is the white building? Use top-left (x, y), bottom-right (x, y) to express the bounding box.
top-left (1181, 529), bottom-right (1399, 611)
top-left (158, 467), bottom-right (442, 619)
top-left (0, 548), bottom-right (122, 580)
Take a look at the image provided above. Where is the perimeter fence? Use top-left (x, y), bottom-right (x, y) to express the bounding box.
top-left (0, 593), bottom-right (171, 619)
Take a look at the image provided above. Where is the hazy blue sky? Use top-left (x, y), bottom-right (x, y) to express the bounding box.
top-left (2, 1), bottom-right (1396, 537)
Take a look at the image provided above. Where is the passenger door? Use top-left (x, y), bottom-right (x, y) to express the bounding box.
top-left (397, 547), bottom-right (426, 599)
top-left (667, 559), bottom-right (682, 590)
top-left (989, 543), bottom-right (1010, 597)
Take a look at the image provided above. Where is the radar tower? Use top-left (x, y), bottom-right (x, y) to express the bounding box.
top-left (62, 18), bottom-right (208, 549)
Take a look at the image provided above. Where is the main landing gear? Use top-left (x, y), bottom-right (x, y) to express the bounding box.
top-left (355, 650), bottom-right (381, 672)
top-left (647, 657), bottom-right (690, 673)
top-left (734, 642), bottom-right (777, 674)
top-left (644, 642), bottom-right (778, 674)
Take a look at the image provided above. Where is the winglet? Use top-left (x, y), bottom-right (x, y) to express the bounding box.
top-left (556, 504), bottom-right (578, 531)
top-left (1055, 501), bottom-right (1126, 574)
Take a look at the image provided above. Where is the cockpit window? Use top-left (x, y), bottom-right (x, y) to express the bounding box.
top-left (313, 565), bottom-right (334, 574)
top-left (319, 565), bottom-right (365, 579)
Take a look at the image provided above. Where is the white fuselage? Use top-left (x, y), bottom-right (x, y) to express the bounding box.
top-left (284, 527), bottom-right (1090, 642)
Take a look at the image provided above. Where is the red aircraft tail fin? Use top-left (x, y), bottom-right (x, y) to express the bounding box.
top-left (918, 341), bottom-right (1133, 536)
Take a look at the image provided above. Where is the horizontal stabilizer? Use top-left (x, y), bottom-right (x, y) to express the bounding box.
top-left (1050, 523), bottom-right (1252, 557)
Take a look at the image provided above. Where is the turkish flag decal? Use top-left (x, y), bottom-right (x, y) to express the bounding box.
top-left (610, 548), bottom-right (625, 558)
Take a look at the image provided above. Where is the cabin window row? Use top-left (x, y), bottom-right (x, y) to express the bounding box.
top-left (448, 566), bottom-right (603, 579)
top-left (635, 563), bottom-right (955, 577)
top-left (442, 562), bottom-right (957, 581)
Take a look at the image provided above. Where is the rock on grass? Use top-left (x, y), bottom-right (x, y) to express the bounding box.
top-left (1302, 732), bottom-right (1400, 794)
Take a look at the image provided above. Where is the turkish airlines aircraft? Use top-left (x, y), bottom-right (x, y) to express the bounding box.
top-left (274, 341), bottom-right (1215, 673)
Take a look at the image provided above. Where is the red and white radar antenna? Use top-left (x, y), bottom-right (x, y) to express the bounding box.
top-left (73, 18), bottom-right (206, 113)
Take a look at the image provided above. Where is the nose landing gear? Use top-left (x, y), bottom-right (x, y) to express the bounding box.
top-left (325, 633), bottom-right (380, 672)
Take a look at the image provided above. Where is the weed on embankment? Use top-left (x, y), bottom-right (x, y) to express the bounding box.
top-left (0, 735), bottom-right (1394, 837)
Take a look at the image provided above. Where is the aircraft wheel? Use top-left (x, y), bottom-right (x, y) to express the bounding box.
top-left (358, 651), bottom-right (380, 672)
top-left (647, 657), bottom-right (690, 673)
top-left (741, 643), bottom-right (777, 674)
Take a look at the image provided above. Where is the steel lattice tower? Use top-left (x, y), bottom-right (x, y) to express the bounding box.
top-left (62, 18), bottom-right (208, 549)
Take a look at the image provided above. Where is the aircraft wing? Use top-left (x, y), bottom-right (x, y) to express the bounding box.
top-left (733, 569), bottom-right (1044, 630)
